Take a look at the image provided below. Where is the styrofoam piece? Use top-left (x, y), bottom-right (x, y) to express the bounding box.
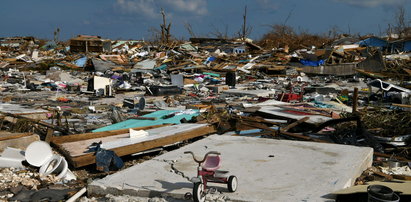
top-left (25, 141), bottom-right (53, 167)
top-left (0, 157), bottom-right (24, 168)
top-left (129, 128), bottom-right (149, 139)
top-left (0, 147), bottom-right (26, 168)
top-left (1, 147), bottom-right (25, 160)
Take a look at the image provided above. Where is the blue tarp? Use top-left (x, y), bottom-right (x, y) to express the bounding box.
top-left (204, 56), bottom-right (216, 65)
top-left (300, 59), bottom-right (325, 67)
top-left (357, 37), bottom-right (388, 49)
top-left (92, 109), bottom-right (199, 132)
top-left (154, 64), bottom-right (167, 70)
top-left (74, 56), bottom-right (87, 67)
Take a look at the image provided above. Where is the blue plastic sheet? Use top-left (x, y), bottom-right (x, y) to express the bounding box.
top-left (300, 59), bottom-right (325, 67)
top-left (93, 110), bottom-right (199, 132)
top-left (74, 56), bottom-right (87, 67)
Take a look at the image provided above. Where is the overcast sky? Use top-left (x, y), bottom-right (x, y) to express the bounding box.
top-left (1, 0), bottom-right (410, 41)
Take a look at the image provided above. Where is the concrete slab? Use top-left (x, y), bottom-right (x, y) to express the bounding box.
top-left (89, 135), bottom-right (373, 201)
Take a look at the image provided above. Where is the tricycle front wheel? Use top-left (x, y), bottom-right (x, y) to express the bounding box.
top-left (193, 182), bottom-right (205, 202)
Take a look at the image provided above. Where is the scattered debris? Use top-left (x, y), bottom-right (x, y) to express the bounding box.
top-left (0, 31), bottom-right (410, 201)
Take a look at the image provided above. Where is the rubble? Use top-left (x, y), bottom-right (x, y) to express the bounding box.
top-left (0, 30), bottom-right (410, 201)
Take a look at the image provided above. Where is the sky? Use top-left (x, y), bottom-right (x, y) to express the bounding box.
top-left (1, 0), bottom-right (410, 41)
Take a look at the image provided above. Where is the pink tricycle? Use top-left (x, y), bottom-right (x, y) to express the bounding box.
top-left (184, 151), bottom-right (238, 202)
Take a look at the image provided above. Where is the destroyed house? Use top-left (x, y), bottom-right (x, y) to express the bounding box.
top-left (70, 35), bottom-right (111, 53)
top-left (389, 38), bottom-right (411, 53)
top-left (358, 36), bottom-right (388, 50)
top-left (0, 36), bottom-right (34, 48)
top-left (190, 37), bottom-right (249, 53)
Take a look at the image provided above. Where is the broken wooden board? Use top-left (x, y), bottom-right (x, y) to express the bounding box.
top-left (333, 180), bottom-right (411, 195)
top-left (258, 106), bottom-right (332, 124)
top-left (52, 124), bottom-right (216, 168)
top-left (0, 132), bottom-right (39, 152)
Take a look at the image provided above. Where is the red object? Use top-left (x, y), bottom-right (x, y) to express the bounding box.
top-left (278, 93), bottom-right (302, 102)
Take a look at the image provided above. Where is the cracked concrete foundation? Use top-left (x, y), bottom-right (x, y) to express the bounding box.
top-left (89, 135), bottom-right (373, 201)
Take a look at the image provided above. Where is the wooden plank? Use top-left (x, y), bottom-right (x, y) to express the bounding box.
top-left (392, 103), bottom-right (411, 108)
top-left (62, 124), bottom-right (216, 168)
top-left (0, 134), bottom-right (40, 152)
top-left (374, 152), bottom-right (410, 162)
top-left (280, 117), bottom-right (309, 132)
top-left (279, 130), bottom-right (329, 143)
top-left (353, 87), bottom-right (358, 112)
top-left (241, 120), bottom-right (328, 143)
top-left (0, 111), bottom-right (70, 135)
top-left (0, 132), bottom-right (33, 141)
top-left (393, 175), bottom-right (411, 181)
top-left (51, 124), bottom-right (171, 144)
top-left (45, 128), bottom-right (54, 143)
top-left (236, 115), bottom-right (282, 125)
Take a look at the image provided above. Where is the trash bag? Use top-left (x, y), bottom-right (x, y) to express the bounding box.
top-left (89, 141), bottom-right (124, 172)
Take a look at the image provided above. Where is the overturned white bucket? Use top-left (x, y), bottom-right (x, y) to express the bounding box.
top-left (25, 141), bottom-right (76, 181)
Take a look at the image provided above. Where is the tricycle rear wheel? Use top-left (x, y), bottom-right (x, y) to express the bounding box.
top-left (227, 175), bottom-right (238, 192)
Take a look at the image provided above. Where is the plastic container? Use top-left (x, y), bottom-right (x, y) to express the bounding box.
top-left (225, 71), bottom-right (236, 87)
top-left (147, 85), bottom-right (182, 96)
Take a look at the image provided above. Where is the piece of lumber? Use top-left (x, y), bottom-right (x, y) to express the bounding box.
top-left (373, 171), bottom-right (393, 181)
top-left (0, 134), bottom-right (40, 152)
top-left (51, 124), bottom-right (171, 144)
top-left (236, 115), bottom-right (282, 125)
top-left (393, 175), bottom-right (411, 181)
top-left (280, 117), bottom-right (309, 132)
top-left (0, 132), bottom-right (33, 141)
top-left (374, 152), bottom-right (411, 162)
top-left (353, 87), bottom-right (359, 112)
top-left (0, 111), bottom-right (71, 135)
top-left (392, 103), bottom-right (411, 108)
top-left (60, 124), bottom-right (216, 168)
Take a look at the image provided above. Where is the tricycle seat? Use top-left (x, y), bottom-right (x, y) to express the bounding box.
top-left (201, 155), bottom-right (221, 171)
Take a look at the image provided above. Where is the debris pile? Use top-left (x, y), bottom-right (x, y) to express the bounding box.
top-left (0, 33), bottom-right (410, 201)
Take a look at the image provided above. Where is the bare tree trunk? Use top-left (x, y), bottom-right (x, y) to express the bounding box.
top-left (242, 6), bottom-right (247, 40)
top-left (160, 8), bottom-right (171, 45)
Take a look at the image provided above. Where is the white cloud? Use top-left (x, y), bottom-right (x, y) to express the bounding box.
top-left (115, 0), bottom-right (208, 18)
top-left (116, 0), bottom-right (158, 18)
top-left (164, 0), bottom-right (207, 15)
top-left (335, 0), bottom-right (406, 7)
top-left (255, 0), bottom-right (279, 11)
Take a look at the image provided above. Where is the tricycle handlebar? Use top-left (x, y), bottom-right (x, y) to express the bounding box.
top-left (184, 151), bottom-right (221, 163)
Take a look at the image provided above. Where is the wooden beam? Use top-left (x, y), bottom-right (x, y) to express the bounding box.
top-left (374, 152), bottom-right (410, 162)
top-left (280, 117), bottom-right (309, 132)
top-left (241, 120), bottom-right (328, 143)
top-left (392, 103), bottom-right (411, 108)
top-left (61, 125), bottom-right (216, 168)
top-left (0, 111), bottom-right (71, 135)
top-left (51, 124), bottom-right (172, 144)
top-left (353, 87), bottom-right (359, 112)
top-left (236, 115), bottom-right (282, 125)
top-left (279, 130), bottom-right (329, 143)
top-left (0, 132), bottom-right (33, 141)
